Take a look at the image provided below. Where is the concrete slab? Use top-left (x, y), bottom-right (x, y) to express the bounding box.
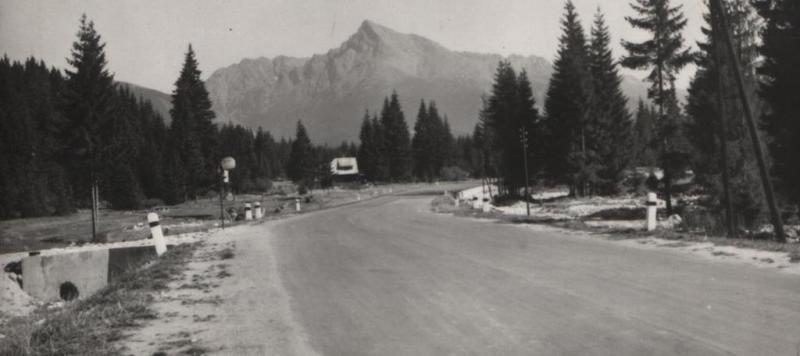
top-left (22, 250), bottom-right (109, 301)
top-left (108, 245), bottom-right (158, 282)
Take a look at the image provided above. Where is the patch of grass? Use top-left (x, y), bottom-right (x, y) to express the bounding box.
top-left (659, 242), bottom-right (691, 248)
top-left (0, 243), bottom-right (199, 356)
top-left (711, 250), bottom-right (737, 257)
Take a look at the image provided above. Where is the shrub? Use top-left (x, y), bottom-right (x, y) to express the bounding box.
top-left (253, 178), bottom-right (273, 192)
top-left (440, 166), bottom-right (470, 181)
top-left (142, 198), bottom-right (165, 208)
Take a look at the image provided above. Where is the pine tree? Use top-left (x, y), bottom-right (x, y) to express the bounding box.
top-left (632, 99), bottom-right (658, 166)
top-left (370, 114), bottom-right (388, 181)
top-left (439, 115), bottom-right (455, 170)
top-left (357, 110), bottom-right (382, 181)
top-left (287, 121), bottom-right (315, 186)
top-left (621, 0), bottom-right (694, 214)
top-left (589, 9), bottom-right (634, 194)
top-left (482, 62), bottom-right (540, 195)
top-left (99, 87), bottom-right (145, 209)
top-left (412, 100), bottom-right (435, 180)
top-left (542, 1), bottom-right (594, 196)
top-left (379, 91), bottom-right (412, 181)
top-left (753, 0), bottom-right (800, 208)
top-left (168, 44), bottom-right (218, 201)
top-left (62, 14), bottom-right (116, 209)
top-left (686, 0), bottom-right (766, 228)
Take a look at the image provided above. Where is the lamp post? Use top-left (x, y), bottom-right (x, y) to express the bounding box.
top-left (219, 157), bottom-right (236, 229)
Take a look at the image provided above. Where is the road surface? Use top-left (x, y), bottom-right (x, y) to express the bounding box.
top-left (221, 193), bottom-right (800, 355)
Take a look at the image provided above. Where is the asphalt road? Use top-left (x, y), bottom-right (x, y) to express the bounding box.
top-left (254, 193), bottom-right (800, 355)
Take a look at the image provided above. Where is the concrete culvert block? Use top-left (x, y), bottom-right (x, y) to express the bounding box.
top-left (59, 282), bottom-right (79, 301)
top-left (23, 250), bottom-right (109, 301)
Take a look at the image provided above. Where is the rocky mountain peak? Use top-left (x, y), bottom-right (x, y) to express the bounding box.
top-left (203, 20), bottom-right (650, 144)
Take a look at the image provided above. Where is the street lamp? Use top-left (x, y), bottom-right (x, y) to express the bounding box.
top-left (219, 157), bottom-right (236, 229)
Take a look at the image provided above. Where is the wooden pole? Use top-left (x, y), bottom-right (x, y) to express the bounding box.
top-left (520, 128), bottom-right (530, 216)
top-left (711, 17), bottom-right (737, 238)
top-left (710, 0), bottom-right (785, 242)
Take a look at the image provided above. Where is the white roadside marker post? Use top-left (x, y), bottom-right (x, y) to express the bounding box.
top-left (254, 202), bottom-right (262, 219)
top-left (245, 203), bottom-right (252, 220)
top-left (295, 198), bottom-right (301, 212)
top-left (646, 192), bottom-right (658, 231)
top-left (147, 212), bottom-right (167, 256)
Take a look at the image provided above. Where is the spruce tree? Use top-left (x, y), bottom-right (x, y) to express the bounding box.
top-left (169, 44), bottom-right (218, 201)
top-left (439, 115), bottom-right (455, 170)
top-left (753, 0), bottom-right (800, 208)
top-left (357, 111), bottom-right (378, 181)
top-left (412, 100), bottom-right (435, 180)
top-left (62, 14), bottom-right (116, 208)
top-left (632, 99), bottom-right (658, 166)
top-left (287, 120), bottom-right (315, 186)
top-left (542, 1), bottom-right (594, 196)
top-left (370, 114), bottom-right (388, 181)
top-left (379, 91), bottom-right (412, 181)
top-left (482, 62), bottom-right (540, 195)
top-left (589, 9), bottom-right (633, 194)
top-left (621, 0), bottom-right (694, 214)
top-left (687, 0), bottom-right (766, 228)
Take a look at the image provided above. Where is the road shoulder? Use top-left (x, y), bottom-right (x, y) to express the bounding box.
top-left (119, 222), bottom-right (318, 355)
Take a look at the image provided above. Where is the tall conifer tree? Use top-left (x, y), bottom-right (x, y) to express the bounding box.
top-left (589, 9), bottom-right (634, 194)
top-left (753, 0), bottom-right (800, 208)
top-left (379, 91), bottom-right (411, 181)
top-left (62, 14), bottom-right (115, 208)
top-left (542, 1), bottom-right (594, 195)
top-left (287, 121), bottom-right (315, 186)
top-left (169, 44), bottom-right (217, 201)
top-left (621, 0), bottom-right (694, 214)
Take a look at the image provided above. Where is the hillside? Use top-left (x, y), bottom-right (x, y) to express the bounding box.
top-left (205, 20), bottom-right (651, 143)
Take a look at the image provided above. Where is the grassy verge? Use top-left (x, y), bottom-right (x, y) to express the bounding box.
top-left (432, 197), bottom-right (800, 262)
top-left (0, 243), bottom-right (199, 356)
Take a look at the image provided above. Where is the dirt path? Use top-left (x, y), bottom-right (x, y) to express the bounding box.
top-left (119, 222), bottom-right (317, 355)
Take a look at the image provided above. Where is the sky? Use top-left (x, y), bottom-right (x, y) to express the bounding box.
top-left (0, 0), bottom-right (705, 93)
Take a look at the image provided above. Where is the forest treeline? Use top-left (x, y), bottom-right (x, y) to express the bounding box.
top-left (0, 16), bottom-right (352, 218)
top-left (0, 15), bottom-right (477, 219)
top-left (475, 0), bottom-right (799, 235)
top-left (2, 0), bottom-right (799, 237)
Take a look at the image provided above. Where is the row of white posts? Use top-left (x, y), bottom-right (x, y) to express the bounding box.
top-left (146, 200), bottom-right (277, 257)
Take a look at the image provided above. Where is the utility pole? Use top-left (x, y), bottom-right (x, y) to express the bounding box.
top-left (710, 0), bottom-right (785, 242)
top-left (520, 127), bottom-right (530, 217)
top-left (711, 18), bottom-right (737, 238)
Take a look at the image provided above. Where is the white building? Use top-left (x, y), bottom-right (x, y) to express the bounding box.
top-left (330, 157), bottom-right (359, 176)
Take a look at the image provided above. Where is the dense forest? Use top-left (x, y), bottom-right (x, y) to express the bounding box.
top-left (2, 0), bottom-right (799, 242)
top-left (475, 0), bottom-right (799, 239)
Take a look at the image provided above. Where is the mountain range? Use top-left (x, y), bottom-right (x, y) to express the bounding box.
top-left (128, 20), bottom-right (655, 144)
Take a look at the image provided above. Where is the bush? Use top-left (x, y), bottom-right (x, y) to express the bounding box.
top-left (440, 166), bottom-right (470, 181)
top-left (297, 184), bottom-right (309, 195)
top-left (142, 198), bottom-right (164, 208)
top-left (253, 178), bottom-right (273, 192)
top-left (680, 206), bottom-right (725, 235)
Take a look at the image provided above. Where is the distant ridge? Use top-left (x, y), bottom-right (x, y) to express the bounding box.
top-left (118, 81), bottom-right (172, 121)
top-left (202, 20), bottom-right (652, 143)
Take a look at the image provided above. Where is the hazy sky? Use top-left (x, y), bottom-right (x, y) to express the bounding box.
top-left (1, 0), bottom-right (705, 92)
